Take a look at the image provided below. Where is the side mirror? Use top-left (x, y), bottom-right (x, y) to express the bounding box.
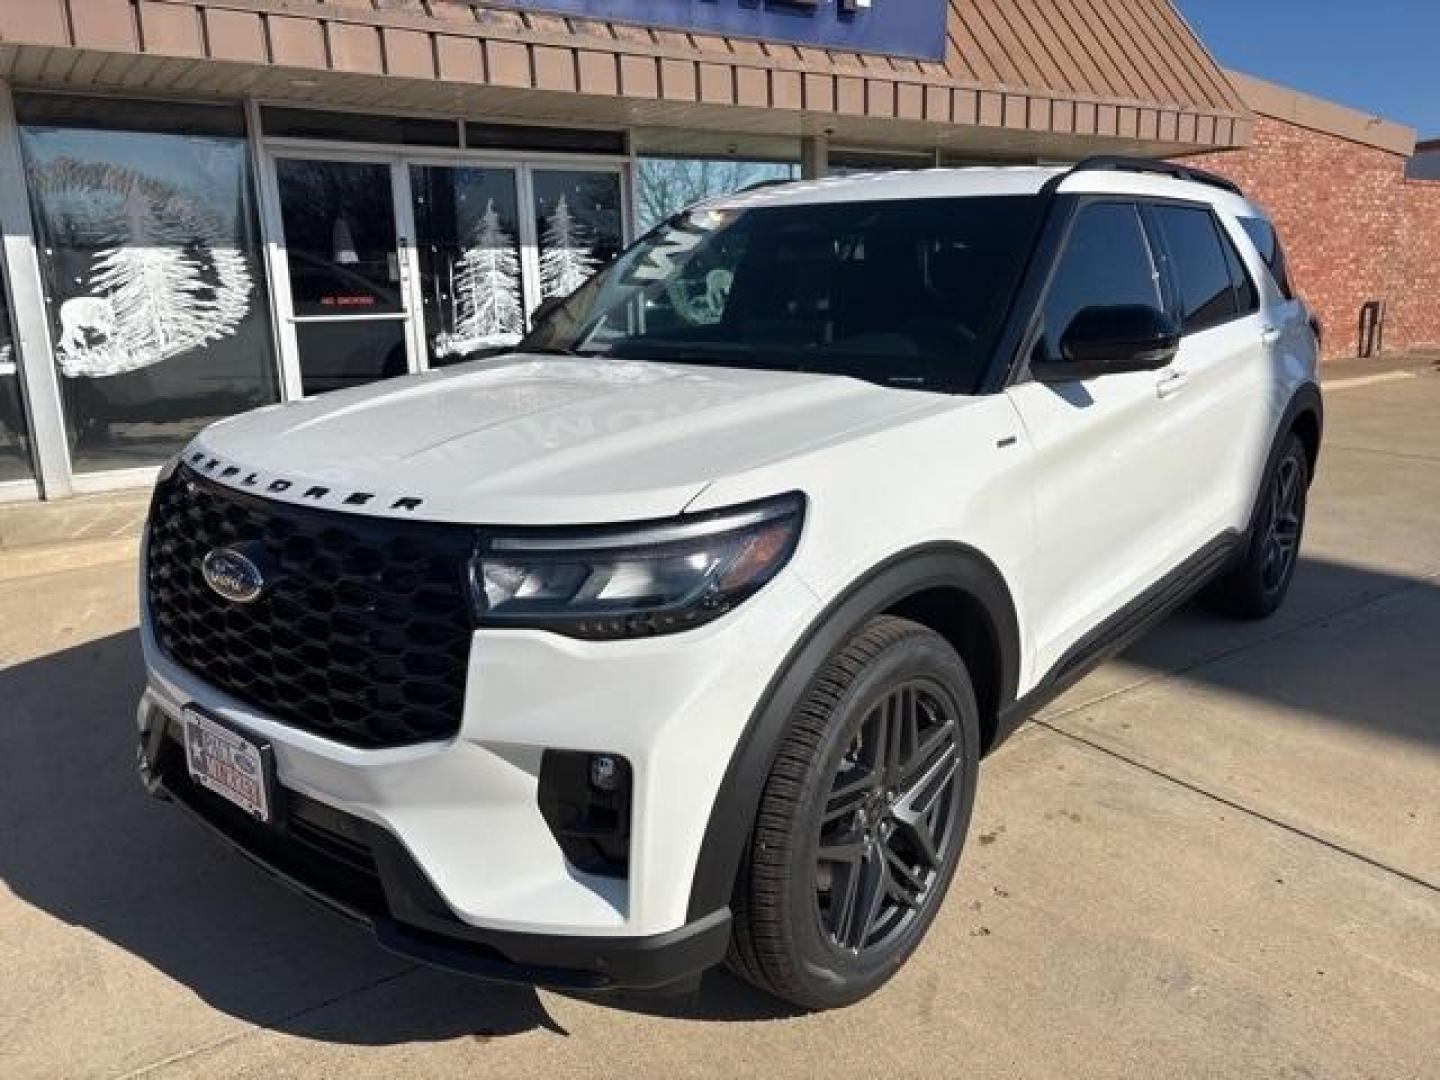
top-left (1032, 305), bottom-right (1180, 382)
top-left (530, 296), bottom-right (565, 327)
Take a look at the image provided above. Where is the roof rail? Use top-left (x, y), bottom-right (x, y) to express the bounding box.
top-left (1060, 155), bottom-right (1243, 196)
top-left (737, 177), bottom-right (797, 194)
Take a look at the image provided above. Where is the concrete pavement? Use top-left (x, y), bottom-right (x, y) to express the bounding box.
top-left (2, 371), bottom-right (1437, 1079)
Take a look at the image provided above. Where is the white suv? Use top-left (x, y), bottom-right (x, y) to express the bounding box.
top-left (137, 158), bottom-right (1321, 1010)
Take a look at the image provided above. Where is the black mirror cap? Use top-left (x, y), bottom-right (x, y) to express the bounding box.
top-left (1032, 304), bottom-right (1181, 382)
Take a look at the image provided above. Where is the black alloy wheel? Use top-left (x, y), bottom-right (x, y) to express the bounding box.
top-left (1259, 453), bottom-right (1305, 598)
top-left (815, 680), bottom-right (963, 955)
top-left (728, 616), bottom-right (980, 1010)
top-left (1204, 432), bottom-right (1311, 619)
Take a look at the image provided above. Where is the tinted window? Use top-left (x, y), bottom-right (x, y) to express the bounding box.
top-left (1220, 223), bottom-right (1260, 316)
top-left (1239, 216), bottom-right (1295, 299)
top-left (1152, 205), bottom-right (1236, 333)
top-left (1038, 202), bottom-right (1160, 360)
top-left (524, 196), bottom-right (1044, 394)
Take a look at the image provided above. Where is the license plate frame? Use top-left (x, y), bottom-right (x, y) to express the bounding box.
top-left (182, 706), bottom-right (276, 825)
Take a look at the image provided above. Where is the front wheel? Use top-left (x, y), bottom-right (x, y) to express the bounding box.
top-left (1205, 433), bottom-right (1310, 619)
top-left (727, 616), bottom-right (980, 1010)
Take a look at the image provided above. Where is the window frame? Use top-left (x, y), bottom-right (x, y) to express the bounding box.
top-left (1140, 198), bottom-right (1261, 337)
top-left (1010, 195), bottom-right (1164, 382)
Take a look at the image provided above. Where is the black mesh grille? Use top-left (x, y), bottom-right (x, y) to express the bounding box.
top-left (146, 467), bottom-right (476, 748)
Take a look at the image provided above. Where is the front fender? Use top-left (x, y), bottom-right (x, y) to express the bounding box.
top-left (685, 542), bottom-right (1020, 921)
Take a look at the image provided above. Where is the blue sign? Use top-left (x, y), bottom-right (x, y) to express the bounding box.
top-left (496, 1), bottom-right (949, 62)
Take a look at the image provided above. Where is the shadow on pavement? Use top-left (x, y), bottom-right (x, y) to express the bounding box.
top-left (1, 554), bottom-right (1432, 1045)
top-left (0, 629), bottom-right (792, 1049)
top-left (1112, 555), bottom-right (1440, 748)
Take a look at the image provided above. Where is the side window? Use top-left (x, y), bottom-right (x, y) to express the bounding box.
top-left (1239, 216), bottom-right (1296, 299)
top-left (1150, 204), bottom-right (1237, 334)
top-left (1220, 223), bottom-right (1260, 316)
top-left (1037, 202), bottom-right (1161, 360)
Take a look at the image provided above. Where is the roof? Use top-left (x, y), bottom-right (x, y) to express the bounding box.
top-left (705, 161), bottom-right (1254, 211)
top-left (0, 0), bottom-right (1249, 155)
top-left (1227, 70), bottom-right (1416, 157)
top-left (710, 167), bottom-right (1064, 209)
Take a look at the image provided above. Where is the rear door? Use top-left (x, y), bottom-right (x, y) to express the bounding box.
top-left (1144, 202), bottom-right (1273, 537)
top-left (1005, 200), bottom-right (1182, 677)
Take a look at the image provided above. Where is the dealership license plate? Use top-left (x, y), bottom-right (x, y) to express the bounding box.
top-left (183, 708), bottom-right (272, 823)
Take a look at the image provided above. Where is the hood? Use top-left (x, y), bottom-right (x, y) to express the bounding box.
top-left (189, 355), bottom-right (953, 524)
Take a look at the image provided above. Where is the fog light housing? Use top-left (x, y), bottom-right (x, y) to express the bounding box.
top-left (538, 750), bottom-right (632, 877)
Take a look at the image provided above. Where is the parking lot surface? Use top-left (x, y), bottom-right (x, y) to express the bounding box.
top-left (2, 367), bottom-right (1437, 1079)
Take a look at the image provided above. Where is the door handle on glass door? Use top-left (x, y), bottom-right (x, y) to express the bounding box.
top-left (1156, 368), bottom-right (1190, 399)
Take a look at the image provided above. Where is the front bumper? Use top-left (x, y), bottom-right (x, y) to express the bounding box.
top-left (138, 558), bottom-right (821, 979)
top-left (139, 710), bottom-right (730, 988)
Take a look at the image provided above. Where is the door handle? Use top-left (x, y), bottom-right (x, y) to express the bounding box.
top-left (1261, 325), bottom-right (1282, 346)
top-left (1155, 368), bottom-right (1190, 399)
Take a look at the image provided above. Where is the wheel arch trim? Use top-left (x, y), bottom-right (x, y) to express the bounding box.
top-left (1282, 381), bottom-right (1324, 481)
top-left (685, 542), bottom-right (1020, 922)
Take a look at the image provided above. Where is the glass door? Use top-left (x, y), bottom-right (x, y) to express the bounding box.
top-left (409, 163), bottom-right (527, 367)
top-left (269, 153), bottom-right (419, 396)
top-left (530, 167), bottom-right (625, 303)
top-left (264, 149), bottom-right (630, 394)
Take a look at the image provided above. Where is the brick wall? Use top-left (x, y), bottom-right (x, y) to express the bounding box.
top-left (1389, 178), bottom-right (1440, 352)
top-left (1185, 115), bottom-right (1440, 359)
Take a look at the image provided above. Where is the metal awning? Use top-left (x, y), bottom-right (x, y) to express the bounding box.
top-left (0, 0), bottom-right (1250, 158)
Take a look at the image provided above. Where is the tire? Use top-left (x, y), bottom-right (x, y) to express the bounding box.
top-left (727, 615), bottom-right (980, 1010)
top-left (1204, 432), bottom-right (1310, 620)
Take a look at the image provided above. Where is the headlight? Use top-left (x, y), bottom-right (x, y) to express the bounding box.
top-left (471, 493), bottom-right (805, 639)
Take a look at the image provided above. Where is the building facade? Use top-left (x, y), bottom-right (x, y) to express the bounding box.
top-left (1185, 73), bottom-right (1440, 361)
top-left (0, 0), bottom-right (1252, 501)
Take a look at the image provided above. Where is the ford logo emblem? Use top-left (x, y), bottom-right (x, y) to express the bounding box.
top-left (201, 547), bottom-right (266, 604)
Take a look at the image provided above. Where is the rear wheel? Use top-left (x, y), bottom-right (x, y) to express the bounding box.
top-left (1205, 432), bottom-right (1309, 619)
top-left (728, 616), bottom-right (980, 1010)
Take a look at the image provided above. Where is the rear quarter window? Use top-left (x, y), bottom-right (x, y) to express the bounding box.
top-left (1238, 216), bottom-right (1296, 299)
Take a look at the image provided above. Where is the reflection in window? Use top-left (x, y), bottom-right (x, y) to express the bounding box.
top-left (532, 170), bottom-right (624, 301)
top-left (1039, 203), bottom-right (1161, 360)
top-left (275, 159), bottom-right (402, 318)
top-left (634, 157), bottom-right (799, 233)
top-left (0, 263), bottom-right (35, 483)
top-left (411, 165), bottom-right (526, 365)
top-left (1151, 205), bottom-right (1237, 334)
top-left (19, 95), bottom-right (277, 473)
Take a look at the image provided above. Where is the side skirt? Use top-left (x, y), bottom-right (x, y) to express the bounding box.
top-left (993, 531), bottom-right (1242, 743)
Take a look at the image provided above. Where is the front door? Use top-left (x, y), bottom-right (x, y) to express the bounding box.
top-left (1006, 200), bottom-right (1182, 678)
top-left (269, 153), bottom-right (420, 397)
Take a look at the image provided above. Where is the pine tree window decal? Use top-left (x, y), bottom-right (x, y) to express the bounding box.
top-left (37, 159), bottom-right (254, 379)
top-left (539, 195), bottom-right (599, 300)
top-left (433, 198), bottom-right (524, 358)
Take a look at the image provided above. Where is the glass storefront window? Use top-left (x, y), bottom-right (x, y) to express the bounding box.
top-left (532, 170), bottom-right (624, 301)
top-left (0, 263), bottom-right (35, 484)
top-left (410, 164), bottom-right (526, 365)
top-left (634, 157), bottom-right (798, 232)
top-left (18, 95), bottom-right (278, 473)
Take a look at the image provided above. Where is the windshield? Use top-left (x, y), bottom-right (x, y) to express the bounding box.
top-left (520, 195), bottom-right (1043, 394)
